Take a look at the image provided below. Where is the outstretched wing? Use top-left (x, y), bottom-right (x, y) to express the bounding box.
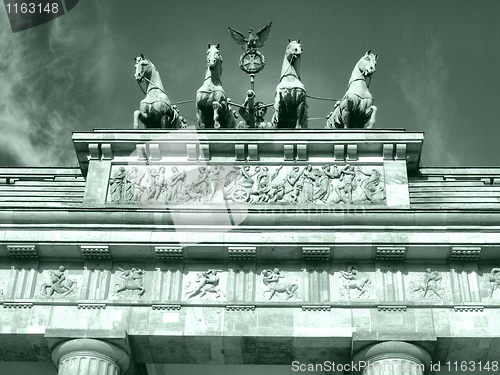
top-left (255, 21), bottom-right (273, 48)
top-left (228, 27), bottom-right (248, 50)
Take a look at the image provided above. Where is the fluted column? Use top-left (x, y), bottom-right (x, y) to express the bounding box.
top-left (353, 341), bottom-right (431, 375)
top-left (51, 339), bottom-right (130, 375)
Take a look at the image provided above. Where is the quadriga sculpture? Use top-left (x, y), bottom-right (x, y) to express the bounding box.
top-left (272, 40), bottom-right (308, 129)
top-left (326, 50), bottom-right (378, 129)
top-left (196, 44), bottom-right (236, 129)
top-left (133, 55), bottom-right (183, 129)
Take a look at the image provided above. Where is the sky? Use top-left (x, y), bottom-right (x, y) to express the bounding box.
top-left (1, 0), bottom-right (500, 168)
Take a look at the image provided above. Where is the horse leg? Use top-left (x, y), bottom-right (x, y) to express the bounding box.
top-left (114, 284), bottom-right (124, 295)
top-left (268, 289), bottom-right (276, 300)
top-left (197, 108), bottom-right (206, 129)
top-left (340, 100), bottom-right (350, 129)
top-left (160, 115), bottom-right (167, 129)
top-left (271, 92), bottom-right (281, 128)
top-left (134, 110), bottom-right (145, 129)
top-left (296, 102), bottom-right (305, 129)
top-left (138, 287), bottom-right (145, 296)
top-left (366, 105), bottom-right (377, 129)
top-left (212, 101), bottom-right (221, 129)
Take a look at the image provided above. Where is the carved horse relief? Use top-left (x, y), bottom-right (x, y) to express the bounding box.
top-left (262, 268), bottom-right (299, 300)
top-left (326, 50), bottom-right (378, 129)
top-left (133, 55), bottom-right (183, 129)
top-left (196, 44), bottom-right (236, 129)
top-left (272, 40), bottom-right (308, 129)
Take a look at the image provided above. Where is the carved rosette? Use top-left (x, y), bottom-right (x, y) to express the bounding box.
top-left (106, 164), bottom-right (386, 206)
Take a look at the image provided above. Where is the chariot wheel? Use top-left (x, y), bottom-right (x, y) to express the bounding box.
top-left (231, 186), bottom-right (249, 202)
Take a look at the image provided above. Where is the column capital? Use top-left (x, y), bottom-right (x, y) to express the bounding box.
top-left (51, 338), bottom-right (130, 374)
top-left (353, 341), bottom-right (431, 374)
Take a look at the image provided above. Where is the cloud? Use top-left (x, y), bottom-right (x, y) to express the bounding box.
top-left (398, 39), bottom-right (456, 166)
top-left (0, 1), bottom-right (110, 167)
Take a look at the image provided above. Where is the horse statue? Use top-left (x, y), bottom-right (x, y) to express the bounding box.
top-left (326, 50), bottom-right (378, 129)
top-left (196, 44), bottom-right (236, 129)
top-left (133, 54), bottom-right (183, 129)
top-left (272, 40), bottom-right (308, 129)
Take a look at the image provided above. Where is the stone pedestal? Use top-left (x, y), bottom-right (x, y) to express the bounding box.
top-left (353, 341), bottom-right (431, 375)
top-left (51, 339), bottom-right (130, 375)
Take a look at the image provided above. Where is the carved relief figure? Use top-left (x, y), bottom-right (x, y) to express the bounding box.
top-left (325, 50), bottom-right (378, 129)
top-left (124, 167), bottom-right (138, 202)
top-left (410, 268), bottom-right (444, 299)
top-left (226, 166), bottom-right (260, 203)
top-left (190, 167), bottom-right (210, 202)
top-left (208, 165), bottom-right (224, 200)
top-left (284, 166), bottom-right (303, 202)
top-left (339, 266), bottom-right (371, 299)
top-left (114, 267), bottom-right (145, 296)
top-left (155, 167), bottom-right (167, 201)
top-left (355, 167), bottom-right (385, 202)
top-left (109, 167), bottom-right (126, 203)
top-left (167, 167), bottom-right (186, 202)
top-left (262, 268), bottom-right (299, 300)
top-left (332, 164), bottom-right (357, 204)
top-left (313, 165), bottom-right (340, 202)
top-left (272, 40), bottom-right (308, 129)
top-left (184, 269), bottom-right (225, 299)
top-left (300, 165), bottom-right (317, 203)
top-left (248, 166), bottom-right (282, 203)
top-left (489, 268), bottom-right (500, 297)
top-left (40, 266), bottom-right (77, 297)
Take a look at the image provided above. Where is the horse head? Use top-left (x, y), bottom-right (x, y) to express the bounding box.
top-left (285, 39), bottom-right (302, 63)
top-left (357, 50), bottom-right (378, 77)
top-left (206, 44), bottom-right (222, 71)
top-left (134, 54), bottom-right (153, 82)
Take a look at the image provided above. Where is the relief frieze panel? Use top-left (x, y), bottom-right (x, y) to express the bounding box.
top-left (107, 164), bottom-right (386, 206)
top-left (108, 264), bottom-right (155, 300)
top-left (478, 267), bottom-right (500, 301)
top-left (331, 265), bottom-right (375, 301)
top-left (182, 268), bottom-right (227, 301)
top-left (405, 267), bottom-right (452, 302)
top-left (37, 264), bottom-right (82, 300)
top-left (256, 267), bottom-right (301, 302)
top-left (0, 261), bottom-right (492, 305)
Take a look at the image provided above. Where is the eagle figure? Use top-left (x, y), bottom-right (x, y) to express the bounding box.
top-left (228, 21), bottom-right (273, 50)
